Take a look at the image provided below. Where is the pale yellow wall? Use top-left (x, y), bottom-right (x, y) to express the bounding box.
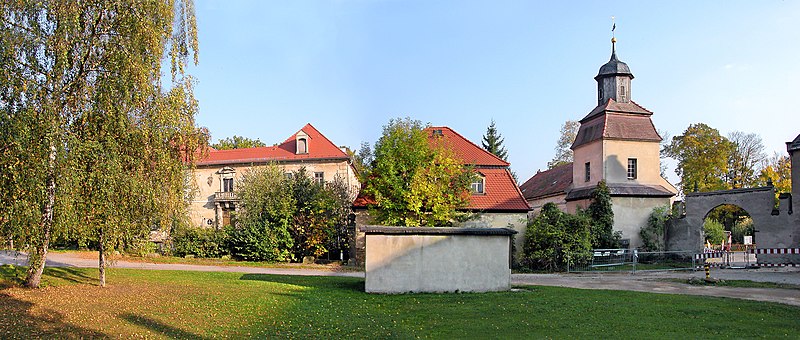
top-left (188, 160), bottom-right (360, 228)
top-left (602, 139), bottom-right (676, 192)
top-left (572, 140), bottom-right (604, 189)
top-left (612, 196), bottom-right (672, 248)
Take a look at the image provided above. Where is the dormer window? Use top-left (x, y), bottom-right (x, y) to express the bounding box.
top-left (471, 175), bottom-right (485, 194)
top-left (295, 131), bottom-right (309, 154)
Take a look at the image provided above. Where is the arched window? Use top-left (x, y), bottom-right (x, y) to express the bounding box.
top-left (297, 138), bottom-right (307, 154)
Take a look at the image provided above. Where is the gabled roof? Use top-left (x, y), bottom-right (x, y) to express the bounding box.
top-left (572, 102), bottom-right (661, 150)
top-left (425, 126), bottom-right (510, 167)
top-left (519, 163), bottom-right (573, 201)
top-left (198, 123), bottom-right (348, 166)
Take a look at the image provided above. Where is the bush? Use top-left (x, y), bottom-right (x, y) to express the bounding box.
top-left (172, 226), bottom-right (229, 258)
top-left (731, 217), bottom-right (755, 244)
top-left (522, 203), bottom-right (592, 271)
top-left (640, 206), bottom-right (671, 252)
top-left (703, 219), bottom-right (726, 244)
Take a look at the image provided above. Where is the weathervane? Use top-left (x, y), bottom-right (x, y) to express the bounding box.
top-left (611, 16), bottom-right (617, 53)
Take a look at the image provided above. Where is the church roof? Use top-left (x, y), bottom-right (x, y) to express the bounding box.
top-left (581, 98), bottom-right (653, 123)
top-left (572, 106), bottom-right (662, 149)
top-left (595, 46), bottom-right (634, 80)
top-left (565, 183), bottom-right (675, 201)
top-left (519, 163), bottom-right (573, 200)
top-left (198, 123), bottom-right (348, 166)
top-left (787, 134), bottom-right (800, 152)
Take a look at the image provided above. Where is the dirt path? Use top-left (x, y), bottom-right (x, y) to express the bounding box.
top-left (3, 251), bottom-right (799, 306)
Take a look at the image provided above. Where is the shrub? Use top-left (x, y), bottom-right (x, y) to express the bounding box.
top-left (731, 217), bottom-right (755, 244)
top-left (171, 226), bottom-right (229, 258)
top-left (639, 206), bottom-right (671, 252)
top-left (703, 219), bottom-right (726, 244)
top-left (228, 165), bottom-right (295, 262)
top-left (522, 203), bottom-right (592, 271)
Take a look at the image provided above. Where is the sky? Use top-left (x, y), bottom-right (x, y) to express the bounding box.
top-left (187, 0), bottom-right (800, 184)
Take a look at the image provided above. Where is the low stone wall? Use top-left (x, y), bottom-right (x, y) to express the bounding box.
top-left (362, 226), bottom-right (516, 294)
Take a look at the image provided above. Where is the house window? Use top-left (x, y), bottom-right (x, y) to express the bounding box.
top-left (223, 178), bottom-right (234, 192)
top-left (297, 138), bottom-right (308, 154)
top-left (585, 162), bottom-right (591, 182)
top-left (471, 177), bottom-right (485, 194)
top-left (627, 158), bottom-right (638, 179)
top-left (314, 172), bottom-right (324, 185)
top-left (285, 172), bottom-right (293, 179)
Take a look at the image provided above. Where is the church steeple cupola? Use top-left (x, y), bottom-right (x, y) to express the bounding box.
top-left (595, 37), bottom-right (634, 105)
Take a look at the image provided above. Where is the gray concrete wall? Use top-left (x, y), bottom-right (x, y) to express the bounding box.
top-left (666, 187), bottom-right (799, 265)
top-left (364, 229), bottom-right (513, 293)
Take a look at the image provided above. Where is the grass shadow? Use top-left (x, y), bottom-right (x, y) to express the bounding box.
top-left (46, 267), bottom-right (99, 285)
top-left (0, 292), bottom-right (108, 338)
top-left (120, 313), bottom-right (204, 339)
top-left (239, 274), bottom-right (365, 293)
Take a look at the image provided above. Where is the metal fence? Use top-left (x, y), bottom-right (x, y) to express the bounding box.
top-left (567, 249), bottom-right (696, 273)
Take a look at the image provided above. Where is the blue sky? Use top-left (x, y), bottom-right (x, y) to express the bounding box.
top-left (188, 0), bottom-right (800, 184)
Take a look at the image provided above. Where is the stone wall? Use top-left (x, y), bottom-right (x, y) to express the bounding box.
top-left (362, 226), bottom-right (515, 293)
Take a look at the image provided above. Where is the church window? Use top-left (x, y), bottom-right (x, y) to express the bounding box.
top-left (620, 84), bottom-right (626, 101)
top-left (627, 158), bottom-right (638, 179)
top-left (584, 162), bottom-right (591, 182)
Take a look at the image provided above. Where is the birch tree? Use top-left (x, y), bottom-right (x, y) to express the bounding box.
top-left (0, 0), bottom-right (203, 287)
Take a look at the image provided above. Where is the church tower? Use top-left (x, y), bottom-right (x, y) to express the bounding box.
top-left (596, 37), bottom-right (633, 105)
top-left (566, 35), bottom-right (678, 248)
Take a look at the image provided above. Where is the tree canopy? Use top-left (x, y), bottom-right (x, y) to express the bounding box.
top-left (664, 123), bottom-right (734, 193)
top-left (481, 120), bottom-right (508, 161)
top-left (363, 118), bottom-right (474, 227)
top-left (759, 153), bottom-right (791, 195)
top-left (548, 120), bottom-right (579, 169)
top-left (0, 0), bottom-right (203, 287)
top-left (212, 135), bottom-right (266, 150)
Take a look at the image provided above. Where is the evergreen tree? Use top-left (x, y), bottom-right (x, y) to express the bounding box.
top-left (481, 120), bottom-right (508, 160)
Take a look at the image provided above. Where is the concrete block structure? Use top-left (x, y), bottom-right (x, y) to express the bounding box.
top-left (362, 226), bottom-right (516, 293)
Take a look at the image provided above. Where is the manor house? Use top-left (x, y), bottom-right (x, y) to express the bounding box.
top-left (190, 124), bottom-right (359, 229)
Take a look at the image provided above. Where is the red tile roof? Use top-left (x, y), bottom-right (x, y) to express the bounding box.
top-left (425, 127), bottom-right (509, 167)
top-left (470, 168), bottom-right (531, 211)
top-left (581, 98), bottom-right (653, 123)
top-left (519, 163), bottom-right (573, 200)
top-left (198, 123), bottom-right (348, 166)
top-left (354, 126), bottom-right (529, 212)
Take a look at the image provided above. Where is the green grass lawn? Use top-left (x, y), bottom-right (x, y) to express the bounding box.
top-left (1, 265), bottom-right (798, 339)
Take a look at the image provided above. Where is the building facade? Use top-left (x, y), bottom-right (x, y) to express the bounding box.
top-left (189, 123), bottom-right (359, 229)
top-left (520, 38), bottom-right (677, 248)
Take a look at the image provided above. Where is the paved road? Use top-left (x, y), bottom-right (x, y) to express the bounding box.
top-left (2, 251), bottom-right (799, 306)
